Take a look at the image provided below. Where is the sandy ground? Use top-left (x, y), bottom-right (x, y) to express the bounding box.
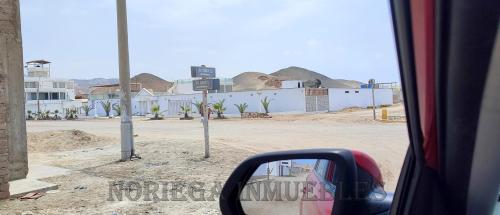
top-left (0, 105), bottom-right (408, 214)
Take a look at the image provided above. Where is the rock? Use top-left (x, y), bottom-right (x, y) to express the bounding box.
top-left (241, 112), bottom-right (271, 119)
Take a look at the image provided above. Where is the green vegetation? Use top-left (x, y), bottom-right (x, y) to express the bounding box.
top-left (100, 100), bottom-right (112, 117)
top-left (213, 99), bottom-right (226, 119)
top-left (194, 101), bottom-right (203, 116)
top-left (234, 103), bottom-right (248, 118)
top-left (151, 104), bottom-right (163, 120)
top-left (261, 97), bottom-right (271, 114)
top-left (65, 108), bottom-right (78, 120)
top-left (112, 104), bottom-right (122, 116)
top-left (180, 105), bottom-right (192, 119)
top-left (81, 104), bottom-right (94, 116)
top-left (26, 110), bottom-right (34, 120)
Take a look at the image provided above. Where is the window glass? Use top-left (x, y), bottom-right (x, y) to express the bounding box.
top-left (39, 92), bottom-right (48, 100)
top-left (51, 92), bottom-right (59, 100)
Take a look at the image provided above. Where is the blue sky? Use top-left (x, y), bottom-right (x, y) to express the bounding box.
top-left (20, 0), bottom-right (400, 83)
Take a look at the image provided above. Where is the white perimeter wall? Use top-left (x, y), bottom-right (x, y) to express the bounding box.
top-left (25, 100), bottom-right (83, 114)
top-left (328, 88), bottom-right (393, 111)
top-left (156, 88), bottom-right (306, 116)
top-left (89, 88), bottom-right (394, 117)
top-left (89, 99), bottom-right (120, 116)
top-left (91, 88), bottom-right (306, 117)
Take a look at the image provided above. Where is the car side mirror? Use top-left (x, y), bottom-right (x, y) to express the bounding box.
top-left (219, 149), bottom-right (391, 215)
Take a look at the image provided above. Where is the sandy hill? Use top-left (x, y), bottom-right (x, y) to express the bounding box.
top-left (271, 66), bottom-right (363, 88)
top-left (131, 73), bottom-right (173, 92)
top-left (232, 72), bottom-right (282, 91)
top-left (232, 66), bottom-right (363, 91)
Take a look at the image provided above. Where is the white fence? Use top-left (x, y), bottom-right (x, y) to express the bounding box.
top-left (89, 88), bottom-right (393, 117)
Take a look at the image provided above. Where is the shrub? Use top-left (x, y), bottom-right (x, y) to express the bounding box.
top-left (100, 100), bottom-right (112, 117)
top-left (112, 104), bottom-right (122, 116)
top-left (234, 103), bottom-right (248, 118)
top-left (65, 108), bottom-right (78, 120)
top-left (194, 101), bottom-right (203, 116)
top-left (261, 97), bottom-right (271, 114)
top-left (81, 104), bottom-right (94, 116)
top-left (151, 104), bottom-right (162, 119)
top-left (213, 99), bottom-right (226, 119)
top-left (180, 105), bottom-right (192, 119)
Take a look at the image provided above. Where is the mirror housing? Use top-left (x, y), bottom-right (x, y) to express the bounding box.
top-left (219, 149), bottom-right (390, 214)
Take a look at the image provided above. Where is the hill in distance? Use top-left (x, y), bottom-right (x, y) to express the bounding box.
top-left (232, 66), bottom-right (363, 91)
top-left (73, 73), bottom-right (173, 94)
top-left (72, 78), bottom-right (118, 94)
top-left (131, 73), bottom-right (173, 93)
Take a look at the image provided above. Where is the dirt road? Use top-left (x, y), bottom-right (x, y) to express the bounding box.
top-left (0, 105), bottom-right (408, 214)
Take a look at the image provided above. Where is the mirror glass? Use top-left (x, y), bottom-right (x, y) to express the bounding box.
top-left (240, 159), bottom-right (338, 215)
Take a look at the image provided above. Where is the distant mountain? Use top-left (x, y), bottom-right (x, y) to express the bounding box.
top-left (72, 78), bottom-right (118, 94)
top-left (131, 73), bottom-right (173, 93)
top-left (232, 66), bottom-right (363, 91)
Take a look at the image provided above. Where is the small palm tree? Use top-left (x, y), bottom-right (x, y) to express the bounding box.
top-left (194, 101), bottom-right (203, 116)
top-left (151, 104), bottom-right (161, 119)
top-left (180, 105), bottom-right (191, 119)
top-left (112, 104), bottom-right (122, 116)
top-left (65, 108), bottom-right (78, 120)
top-left (261, 97), bottom-right (271, 114)
top-left (100, 100), bottom-right (112, 117)
top-left (81, 104), bottom-right (94, 116)
top-left (234, 103), bottom-right (248, 118)
top-left (27, 110), bottom-right (33, 120)
top-left (54, 110), bottom-right (60, 120)
top-left (213, 99), bottom-right (226, 119)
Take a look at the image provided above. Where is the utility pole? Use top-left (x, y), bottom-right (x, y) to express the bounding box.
top-left (202, 89), bottom-right (209, 158)
top-left (36, 76), bottom-right (40, 114)
top-left (116, 0), bottom-right (134, 161)
top-left (191, 66), bottom-right (218, 158)
top-left (369, 79), bottom-right (376, 120)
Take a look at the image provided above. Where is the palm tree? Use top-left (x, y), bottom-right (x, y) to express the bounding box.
top-left (151, 104), bottom-right (161, 119)
top-left (100, 100), bottom-right (112, 117)
top-left (54, 109), bottom-right (60, 120)
top-left (213, 99), bottom-right (226, 119)
top-left (65, 107), bottom-right (78, 120)
top-left (180, 105), bottom-right (191, 119)
top-left (81, 104), bottom-right (94, 116)
top-left (112, 104), bottom-right (122, 116)
top-left (26, 110), bottom-right (33, 120)
top-left (194, 101), bottom-right (203, 116)
top-left (234, 103), bottom-right (248, 118)
top-left (261, 97), bottom-right (271, 114)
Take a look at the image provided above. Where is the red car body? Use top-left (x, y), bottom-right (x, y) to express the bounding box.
top-left (300, 151), bottom-right (384, 215)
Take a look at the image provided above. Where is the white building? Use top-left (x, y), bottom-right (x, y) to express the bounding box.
top-left (281, 80), bottom-right (305, 89)
top-left (24, 60), bottom-right (82, 114)
top-left (169, 78), bottom-right (233, 95)
top-left (253, 160), bottom-right (293, 177)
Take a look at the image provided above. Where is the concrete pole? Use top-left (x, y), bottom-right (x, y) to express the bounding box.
top-left (116, 0), bottom-right (134, 161)
top-left (203, 89), bottom-right (209, 158)
top-left (1, 0), bottom-right (29, 199)
top-left (372, 85), bottom-right (376, 120)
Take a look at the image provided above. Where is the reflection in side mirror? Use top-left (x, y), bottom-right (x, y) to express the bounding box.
top-left (219, 149), bottom-right (392, 215)
top-left (240, 159), bottom-right (336, 215)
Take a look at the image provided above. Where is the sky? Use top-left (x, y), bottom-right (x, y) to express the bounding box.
top-left (20, 0), bottom-right (400, 83)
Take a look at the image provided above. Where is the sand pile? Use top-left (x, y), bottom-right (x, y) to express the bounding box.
top-left (28, 129), bottom-right (114, 152)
